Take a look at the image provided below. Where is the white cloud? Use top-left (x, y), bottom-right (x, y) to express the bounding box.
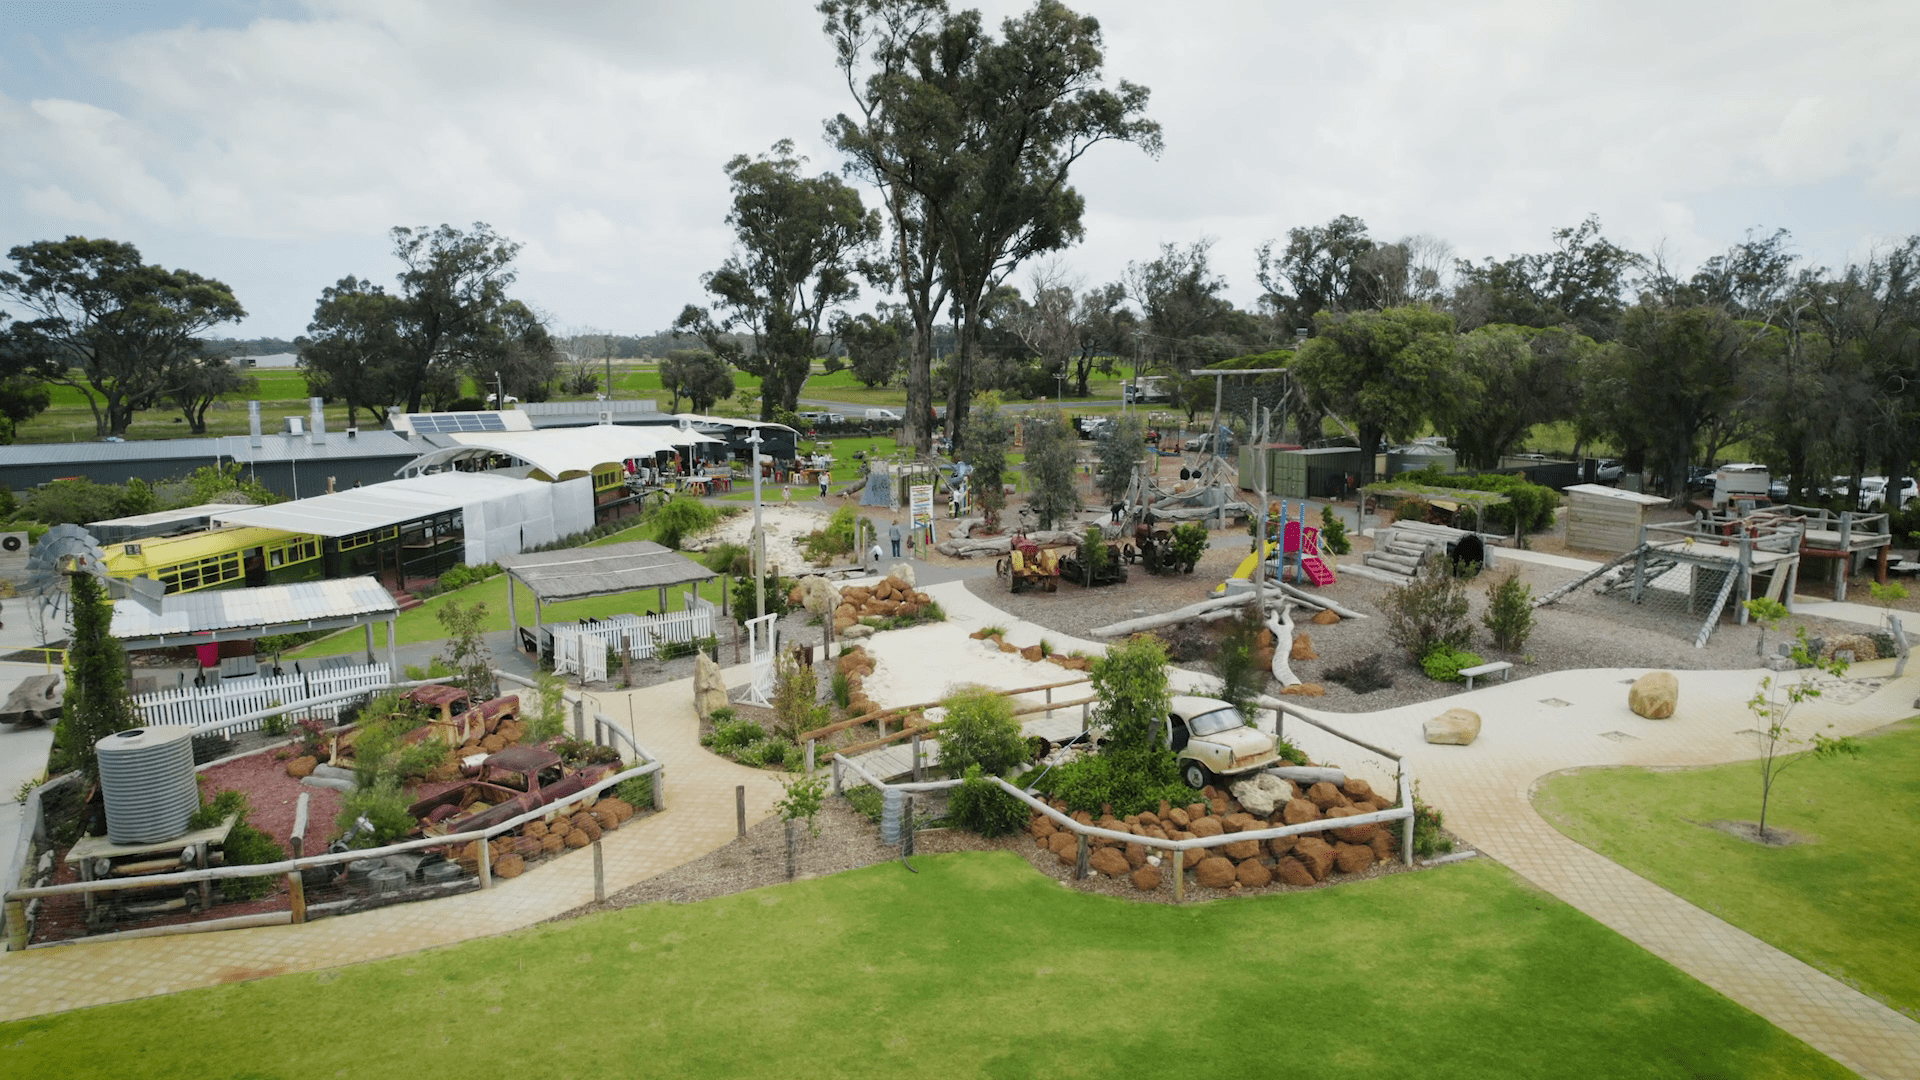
top-left (1, 0), bottom-right (1916, 336)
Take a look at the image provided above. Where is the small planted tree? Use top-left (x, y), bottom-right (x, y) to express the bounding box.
top-left (1868, 580), bottom-right (1907, 631)
top-left (1382, 554), bottom-right (1473, 663)
top-left (1090, 635), bottom-right (1172, 755)
top-left (1744, 602), bottom-right (1862, 842)
top-left (436, 600), bottom-right (495, 699)
top-left (1021, 409), bottom-right (1081, 529)
top-left (936, 685), bottom-right (1026, 778)
top-left (1482, 572), bottom-right (1536, 652)
top-left (1094, 414), bottom-right (1144, 503)
top-left (964, 401), bottom-right (1014, 531)
top-left (1210, 606), bottom-right (1264, 718)
top-left (56, 572), bottom-right (140, 780)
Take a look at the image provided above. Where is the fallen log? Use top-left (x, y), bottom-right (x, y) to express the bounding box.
top-left (1264, 601), bottom-right (1302, 686)
top-left (1272, 581), bottom-right (1368, 620)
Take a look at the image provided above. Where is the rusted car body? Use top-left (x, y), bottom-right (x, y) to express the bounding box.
top-left (406, 746), bottom-right (619, 837)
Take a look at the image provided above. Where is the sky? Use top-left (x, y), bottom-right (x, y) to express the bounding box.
top-left (1, 0), bottom-right (1916, 341)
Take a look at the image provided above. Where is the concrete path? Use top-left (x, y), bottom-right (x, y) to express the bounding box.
top-left (0, 661), bottom-right (60, 887)
top-left (0, 665), bottom-right (786, 1022)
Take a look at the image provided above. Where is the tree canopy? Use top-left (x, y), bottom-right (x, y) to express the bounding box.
top-left (1291, 306), bottom-right (1458, 484)
top-left (678, 140), bottom-right (880, 420)
top-left (0, 236), bottom-right (245, 437)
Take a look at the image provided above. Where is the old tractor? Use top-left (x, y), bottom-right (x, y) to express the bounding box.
top-left (998, 536), bottom-right (1065, 593)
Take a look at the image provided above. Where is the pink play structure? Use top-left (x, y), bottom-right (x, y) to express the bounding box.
top-left (1280, 517), bottom-right (1337, 587)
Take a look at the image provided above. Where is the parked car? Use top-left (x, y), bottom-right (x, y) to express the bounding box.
top-left (1594, 459), bottom-right (1623, 483)
top-left (1182, 431), bottom-right (1234, 454)
top-left (1165, 696), bottom-right (1280, 789)
top-left (1851, 476), bottom-right (1917, 510)
top-left (863, 408), bottom-right (900, 423)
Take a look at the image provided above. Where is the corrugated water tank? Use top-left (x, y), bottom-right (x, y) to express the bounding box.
top-left (96, 726), bottom-right (199, 844)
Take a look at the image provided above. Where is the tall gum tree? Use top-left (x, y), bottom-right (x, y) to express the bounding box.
top-left (388, 223), bottom-right (522, 414)
top-left (0, 237), bottom-right (244, 437)
top-left (1290, 306), bottom-right (1459, 486)
top-left (675, 140), bottom-right (881, 420)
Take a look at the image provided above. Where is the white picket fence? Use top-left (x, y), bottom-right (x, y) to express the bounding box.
top-left (549, 600), bottom-right (717, 675)
top-left (133, 662), bottom-right (393, 733)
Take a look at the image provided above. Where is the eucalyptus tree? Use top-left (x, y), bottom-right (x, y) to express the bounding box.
top-left (386, 223), bottom-right (524, 414)
top-left (677, 140), bottom-right (881, 419)
top-left (0, 237), bottom-right (245, 436)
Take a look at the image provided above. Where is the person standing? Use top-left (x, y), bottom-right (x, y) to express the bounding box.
top-left (888, 520), bottom-right (903, 558)
top-left (819, 470), bottom-right (830, 500)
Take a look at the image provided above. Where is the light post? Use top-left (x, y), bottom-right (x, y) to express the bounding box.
top-left (1054, 371), bottom-right (1067, 403)
top-left (749, 430), bottom-right (765, 620)
top-left (494, 370), bottom-right (504, 411)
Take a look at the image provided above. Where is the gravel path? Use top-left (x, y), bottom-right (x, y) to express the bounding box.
top-left (961, 526), bottom-right (1876, 715)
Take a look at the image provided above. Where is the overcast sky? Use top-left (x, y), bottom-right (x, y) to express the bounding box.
top-left (3, 0), bottom-right (1915, 341)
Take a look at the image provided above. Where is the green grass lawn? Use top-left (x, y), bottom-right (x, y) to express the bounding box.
top-left (1534, 719), bottom-right (1920, 1017)
top-left (0, 853), bottom-right (1847, 1080)
top-left (285, 515), bottom-right (740, 659)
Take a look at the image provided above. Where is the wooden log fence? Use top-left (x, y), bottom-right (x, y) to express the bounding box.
top-left (824, 696), bottom-right (1421, 900)
top-left (4, 758), bottom-right (665, 949)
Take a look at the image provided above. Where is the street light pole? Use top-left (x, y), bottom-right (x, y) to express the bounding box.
top-left (494, 370), bottom-right (504, 411)
top-left (749, 430), bottom-right (766, 620)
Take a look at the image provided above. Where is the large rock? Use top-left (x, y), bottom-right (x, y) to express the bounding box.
top-left (1294, 837), bottom-right (1335, 880)
top-left (796, 575), bottom-right (841, 616)
top-left (887, 562), bottom-right (917, 589)
top-left (841, 623), bottom-right (875, 639)
top-left (1088, 847), bottom-right (1130, 878)
top-left (1230, 773), bottom-right (1292, 818)
top-left (1333, 842), bottom-right (1374, 874)
top-left (1131, 866), bottom-right (1162, 891)
top-left (1823, 634), bottom-right (1880, 662)
top-left (1194, 856), bottom-right (1237, 889)
top-left (1235, 859), bottom-right (1273, 887)
top-left (1629, 671), bottom-right (1679, 719)
top-left (1222, 838), bottom-right (1261, 861)
top-left (1282, 798), bottom-right (1321, 826)
top-left (1188, 815), bottom-right (1224, 838)
top-left (1424, 707), bottom-right (1482, 746)
top-left (1306, 781), bottom-right (1350, 811)
top-left (693, 653), bottom-right (730, 721)
top-left (1276, 857), bottom-right (1315, 887)
top-left (284, 755), bottom-right (317, 779)
top-left (1047, 831), bottom-right (1077, 858)
top-left (1326, 806), bottom-right (1378, 845)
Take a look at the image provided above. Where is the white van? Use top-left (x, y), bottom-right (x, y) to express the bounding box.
top-left (864, 408), bottom-right (900, 423)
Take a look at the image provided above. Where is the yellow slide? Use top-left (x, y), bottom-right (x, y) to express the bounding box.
top-left (1213, 540), bottom-right (1277, 595)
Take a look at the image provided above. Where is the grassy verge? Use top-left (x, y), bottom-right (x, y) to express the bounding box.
top-left (285, 517), bottom-right (732, 659)
top-left (1533, 719), bottom-right (1920, 1016)
top-left (0, 854), bottom-right (1848, 1079)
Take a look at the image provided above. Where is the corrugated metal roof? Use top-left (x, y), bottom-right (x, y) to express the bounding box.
top-left (497, 540), bottom-right (716, 603)
top-left (0, 431), bottom-right (416, 469)
top-left (110, 576), bottom-right (397, 640)
top-left (88, 502), bottom-right (259, 530)
top-left (210, 473), bottom-right (549, 537)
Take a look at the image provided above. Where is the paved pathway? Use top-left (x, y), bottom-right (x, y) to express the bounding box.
top-left (0, 666), bottom-right (786, 1022)
top-left (6, 569), bottom-right (1920, 1078)
top-left (1275, 662), bottom-right (1920, 1080)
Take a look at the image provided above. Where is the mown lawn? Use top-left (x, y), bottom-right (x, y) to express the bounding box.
top-left (0, 853), bottom-right (1848, 1080)
top-left (1534, 719), bottom-right (1920, 1017)
top-left (285, 515), bottom-right (737, 658)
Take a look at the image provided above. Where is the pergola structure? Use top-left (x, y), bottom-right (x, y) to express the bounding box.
top-left (108, 576), bottom-right (400, 669)
top-left (494, 541), bottom-right (718, 643)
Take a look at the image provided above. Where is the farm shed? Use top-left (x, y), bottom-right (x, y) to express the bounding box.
top-left (1564, 484), bottom-right (1668, 553)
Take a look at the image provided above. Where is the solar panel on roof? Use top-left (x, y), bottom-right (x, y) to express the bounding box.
top-left (408, 413), bottom-right (509, 433)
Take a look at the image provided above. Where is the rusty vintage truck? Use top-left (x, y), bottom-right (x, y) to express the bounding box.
top-left (405, 746), bottom-right (620, 838)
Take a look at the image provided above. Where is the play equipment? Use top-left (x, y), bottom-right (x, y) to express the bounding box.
top-left (1216, 501), bottom-right (1337, 592)
top-left (998, 537), bottom-right (1065, 593)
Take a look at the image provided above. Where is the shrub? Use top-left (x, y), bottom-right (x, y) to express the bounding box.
top-left (1038, 748), bottom-right (1190, 817)
top-left (1210, 606), bottom-right (1264, 717)
top-left (1274, 735), bottom-right (1308, 765)
top-left (1393, 467), bottom-right (1560, 532)
top-left (703, 541), bottom-right (751, 577)
top-left (708, 705), bottom-right (737, 726)
top-left (652, 495), bottom-right (720, 551)
top-left (1483, 572), bottom-right (1536, 651)
top-left (200, 791), bottom-right (288, 900)
top-left (732, 571), bottom-right (794, 625)
top-left (1405, 787), bottom-right (1453, 857)
top-left (936, 685), bottom-right (1026, 778)
top-left (842, 784), bottom-right (883, 822)
top-left (1382, 555), bottom-right (1473, 662)
top-left (335, 783), bottom-right (415, 848)
top-left (1169, 523), bottom-right (1208, 572)
top-left (737, 738), bottom-right (795, 768)
top-left (1324, 653), bottom-right (1394, 694)
top-left (803, 504), bottom-right (860, 561)
top-left (1319, 506), bottom-right (1351, 555)
top-left (831, 670), bottom-right (852, 708)
top-left (704, 717), bottom-right (766, 752)
top-left (948, 765), bottom-right (1028, 837)
top-left (776, 770), bottom-right (827, 835)
top-left (526, 669), bottom-right (567, 742)
top-left (614, 775), bottom-right (653, 809)
top-left (1421, 644), bottom-right (1486, 683)
top-left (1090, 635), bottom-right (1171, 755)
top-left (436, 562), bottom-right (501, 591)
